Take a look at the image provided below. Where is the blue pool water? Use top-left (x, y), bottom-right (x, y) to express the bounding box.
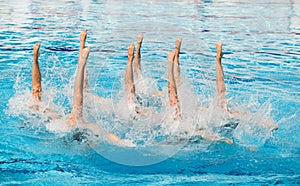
top-left (1, 0), bottom-right (300, 185)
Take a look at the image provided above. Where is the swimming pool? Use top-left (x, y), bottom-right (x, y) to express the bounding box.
top-left (1, 0), bottom-right (299, 184)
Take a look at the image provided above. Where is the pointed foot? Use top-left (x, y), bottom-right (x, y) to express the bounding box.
top-left (33, 42), bottom-right (40, 56)
top-left (137, 33), bottom-right (144, 44)
top-left (175, 37), bottom-right (182, 49)
top-left (216, 42), bottom-right (223, 58)
top-left (128, 43), bottom-right (135, 57)
top-left (80, 29), bottom-right (87, 41)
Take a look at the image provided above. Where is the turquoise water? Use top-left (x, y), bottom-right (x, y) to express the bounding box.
top-left (1, 0), bottom-right (300, 185)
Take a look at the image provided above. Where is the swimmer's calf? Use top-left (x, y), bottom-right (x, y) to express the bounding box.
top-left (69, 47), bottom-right (90, 126)
top-left (134, 33), bottom-right (144, 79)
top-left (32, 42), bottom-right (42, 102)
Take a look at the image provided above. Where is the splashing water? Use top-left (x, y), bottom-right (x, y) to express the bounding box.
top-left (6, 49), bottom-right (280, 166)
top-left (232, 99), bottom-right (276, 148)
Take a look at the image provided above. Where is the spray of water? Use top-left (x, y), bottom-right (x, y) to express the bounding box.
top-left (5, 31), bottom-right (282, 165)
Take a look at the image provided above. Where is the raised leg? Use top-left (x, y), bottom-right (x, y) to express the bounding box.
top-left (79, 30), bottom-right (89, 92)
top-left (125, 43), bottom-right (135, 101)
top-left (32, 42), bottom-right (42, 102)
top-left (173, 38), bottom-right (182, 86)
top-left (69, 47), bottom-right (91, 126)
top-left (216, 42), bottom-right (228, 111)
top-left (168, 51), bottom-right (181, 119)
top-left (168, 50), bottom-right (177, 107)
top-left (134, 33), bottom-right (143, 79)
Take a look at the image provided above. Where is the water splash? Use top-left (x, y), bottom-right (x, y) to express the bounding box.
top-left (232, 99), bottom-right (276, 148)
top-left (5, 45), bottom-right (283, 166)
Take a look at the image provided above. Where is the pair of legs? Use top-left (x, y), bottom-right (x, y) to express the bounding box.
top-left (215, 42), bottom-right (228, 111)
top-left (79, 30), bottom-right (89, 93)
top-left (32, 42), bottom-right (42, 103)
top-left (68, 46), bottom-right (90, 126)
top-left (68, 29), bottom-right (92, 126)
top-left (125, 33), bottom-right (144, 91)
top-left (167, 38), bottom-right (182, 119)
top-left (125, 34), bottom-right (144, 101)
top-left (195, 42), bottom-right (228, 112)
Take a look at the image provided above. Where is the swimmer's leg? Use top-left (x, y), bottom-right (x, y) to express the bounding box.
top-left (69, 47), bottom-right (91, 126)
top-left (31, 42), bottom-right (60, 118)
top-left (79, 30), bottom-right (89, 92)
top-left (125, 43), bottom-right (136, 101)
top-left (168, 51), bottom-right (181, 118)
top-left (134, 34), bottom-right (143, 79)
top-left (168, 51), bottom-right (177, 107)
top-left (174, 38), bottom-right (182, 86)
top-left (32, 42), bottom-right (42, 102)
top-left (216, 42), bottom-right (228, 111)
